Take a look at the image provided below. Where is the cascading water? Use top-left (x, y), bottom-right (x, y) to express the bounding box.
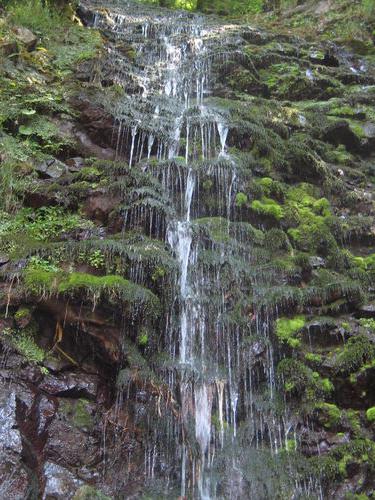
top-left (81, 2), bottom-right (323, 498)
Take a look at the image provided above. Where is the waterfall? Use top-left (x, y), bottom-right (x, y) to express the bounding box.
top-left (84, 2), bottom-right (313, 497)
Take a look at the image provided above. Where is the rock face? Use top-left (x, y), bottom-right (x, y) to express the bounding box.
top-left (0, 0), bottom-right (375, 498)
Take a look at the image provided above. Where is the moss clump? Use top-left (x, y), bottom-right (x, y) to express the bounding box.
top-left (315, 402), bottom-right (342, 429)
top-left (277, 358), bottom-right (332, 402)
top-left (251, 197), bottom-right (283, 220)
top-left (235, 192), bottom-right (248, 208)
top-left (366, 407), bottom-right (375, 423)
top-left (352, 253), bottom-right (375, 272)
top-left (335, 335), bottom-right (375, 375)
top-left (275, 315), bottom-right (306, 348)
top-left (23, 260), bottom-right (160, 313)
top-left (305, 352), bottom-right (322, 363)
top-left (285, 184), bottom-right (334, 253)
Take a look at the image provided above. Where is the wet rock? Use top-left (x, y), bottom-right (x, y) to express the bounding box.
top-left (308, 256), bottom-right (326, 269)
top-left (12, 26), bottom-right (37, 51)
top-left (46, 419), bottom-right (99, 469)
top-left (0, 386), bottom-right (23, 456)
top-left (39, 372), bottom-right (99, 400)
top-left (302, 319), bottom-right (344, 346)
top-left (76, 4), bottom-right (97, 26)
top-left (43, 461), bottom-right (84, 500)
top-left (36, 159), bottom-right (68, 179)
top-left (43, 355), bottom-right (74, 373)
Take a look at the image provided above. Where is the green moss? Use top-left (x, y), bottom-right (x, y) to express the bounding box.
top-left (251, 197), bottom-right (283, 220)
top-left (235, 192), bottom-right (248, 208)
top-left (305, 352), bottom-right (322, 363)
top-left (275, 315), bottom-right (305, 348)
top-left (322, 378), bottom-right (334, 393)
top-left (10, 328), bottom-right (46, 364)
top-left (366, 407), bottom-right (375, 422)
top-left (335, 335), bottom-right (375, 375)
top-left (285, 439), bottom-right (297, 452)
top-left (315, 402), bottom-right (342, 429)
top-left (23, 261), bottom-right (159, 313)
top-left (137, 328), bottom-right (149, 347)
top-left (277, 358), bottom-right (330, 403)
top-left (284, 184), bottom-right (334, 252)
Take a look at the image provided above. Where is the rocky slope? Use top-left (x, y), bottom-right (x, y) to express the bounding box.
top-left (0, 0), bottom-right (375, 498)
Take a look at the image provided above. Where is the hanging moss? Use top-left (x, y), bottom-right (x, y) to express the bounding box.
top-left (23, 260), bottom-right (160, 315)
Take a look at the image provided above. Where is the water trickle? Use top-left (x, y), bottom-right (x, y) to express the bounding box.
top-left (217, 122), bottom-right (229, 157)
top-left (83, 2), bottom-right (320, 496)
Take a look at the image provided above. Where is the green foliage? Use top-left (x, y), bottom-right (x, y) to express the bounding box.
top-left (137, 328), bottom-right (149, 347)
top-left (285, 185), bottom-right (334, 253)
top-left (0, 207), bottom-right (92, 257)
top-left (366, 407), bottom-right (375, 423)
top-left (4, 326), bottom-right (46, 364)
top-left (305, 352), bottom-right (322, 363)
top-left (275, 315), bottom-right (305, 348)
top-left (6, 0), bottom-right (101, 72)
top-left (8, 0), bottom-right (61, 34)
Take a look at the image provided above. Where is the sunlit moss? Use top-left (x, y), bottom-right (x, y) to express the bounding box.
top-left (275, 315), bottom-right (306, 348)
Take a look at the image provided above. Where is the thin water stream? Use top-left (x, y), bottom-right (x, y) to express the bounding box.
top-left (81, 2), bottom-right (323, 497)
